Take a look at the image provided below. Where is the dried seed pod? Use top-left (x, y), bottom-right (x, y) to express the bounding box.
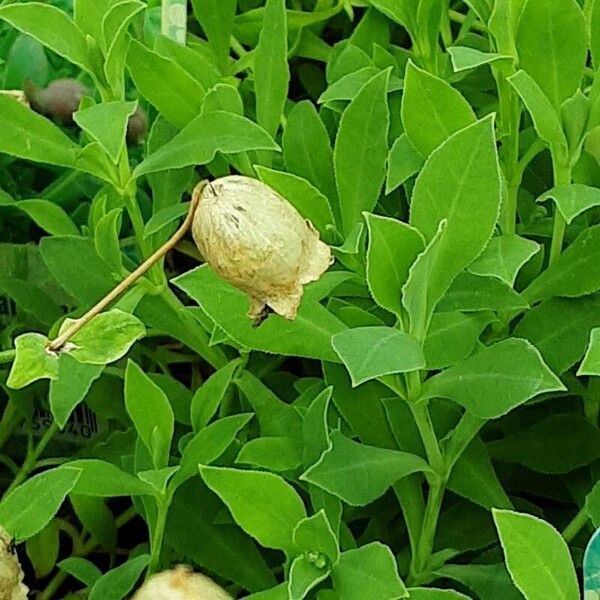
top-left (191, 176), bottom-right (333, 322)
top-left (131, 566), bottom-right (231, 600)
top-left (127, 105), bottom-right (148, 145)
top-left (0, 527), bottom-right (28, 600)
top-left (24, 78), bottom-right (89, 124)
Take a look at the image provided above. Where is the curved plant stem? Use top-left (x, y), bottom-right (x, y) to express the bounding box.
top-left (148, 496), bottom-right (170, 574)
top-left (562, 506), bottom-right (590, 543)
top-left (47, 182), bottom-right (206, 353)
top-left (0, 349), bottom-right (15, 364)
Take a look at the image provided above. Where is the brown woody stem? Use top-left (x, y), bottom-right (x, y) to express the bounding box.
top-left (47, 181), bottom-right (206, 352)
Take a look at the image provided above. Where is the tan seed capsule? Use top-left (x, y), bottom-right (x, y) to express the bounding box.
top-left (0, 527), bottom-right (28, 600)
top-left (131, 566), bottom-right (231, 600)
top-left (191, 176), bottom-right (333, 322)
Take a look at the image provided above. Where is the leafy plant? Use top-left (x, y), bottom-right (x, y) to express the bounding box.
top-left (0, 0), bottom-right (599, 598)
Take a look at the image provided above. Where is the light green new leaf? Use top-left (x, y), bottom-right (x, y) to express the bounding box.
top-left (236, 437), bottom-right (303, 472)
top-left (319, 67), bottom-right (402, 104)
top-left (0, 3), bottom-right (92, 73)
top-left (301, 430), bottom-right (430, 506)
top-left (448, 46), bottom-right (513, 72)
top-left (7, 332), bottom-right (58, 389)
top-left (254, 0), bottom-right (289, 139)
top-left (61, 309), bottom-right (145, 365)
top-left (537, 184), bottom-right (600, 225)
top-left (127, 40), bottom-right (204, 129)
top-left (334, 69), bottom-right (390, 235)
top-left (401, 61), bottom-right (476, 157)
top-left (515, 0), bottom-right (587, 109)
top-left (0, 95), bottom-right (78, 169)
top-left (423, 338), bottom-right (565, 418)
top-left (199, 466), bottom-right (307, 555)
top-left (0, 195), bottom-right (79, 236)
top-left (493, 509), bottom-right (579, 600)
top-left (74, 101), bottom-right (138, 163)
top-left (578, 328), bottom-right (600, 376)
top-left (88, 555), bottom-right (150, 600)
top-left (283, 101), bottom-right (338, 217)
top-left (74, 0), bottom-right (116, 42)
top-left (364, 213), bottom-right (424, 316)
top-left (406, 116), bottom-right (501, 337)
top-left (68, 459), bottom-right (153, 497)
top-left (0, 467), bottom-right (81, 541)
top-left (508, 70), bottom-right (566, 146)
top-left (523, 224), bottom-right (600, 303)
top-left (293, 511), bottom-right (339, 565)
top-left (124, 360), bottom-right (174, 469)
top-left (255, 166), bottom-right (335, 237)
top-left (468, 235), bottom-right (540, 286)
top-left (288, 555), bottom-right (329, 600)
top-left (49, 356), bottom-right (103, 428)
top-left (134, 111), bottom-right (278, 177)
top-left (331, 543), bottom-right (408, 600)
top-left (332, 326), bottom-right (425, 386)
top-left (386, 134), bottom-right (424, 195)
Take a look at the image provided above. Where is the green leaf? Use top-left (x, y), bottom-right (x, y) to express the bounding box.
top-left (448, 46), bottom-right (513, 72)
top-left (190, 0), bottom-right (236, 70)
top-left (586, 480), bottom-right (600, 528)
top-left (301, 430), bottom-right (430, 506)
top-left (579, 328), bottom-right (600, 375)
top-left (174, 266), bottom-right (346, 362)
top-left (592, 0), bottom-right (600, 70)
top-left (49, 355), bottom-right (104, 428)
top-left (515, 0), bottom-right (587, 109)
top-left (7, 332), bottom-right (58, 389)
top-left (283, 101), bottom-right (338, 219)
top-left (143, 203), bottom-right (189, 238)
top-left (0, 467), bottom-right (81, 541)
top-left (303, 388), bottom-right (333, 468)
top-left (59, 557), bottom-right (102, 587)
top-left (515, 296), bottom-right (600, 375)
top-left (319, 67), bottom-right (402, 104)
top-left (235, 370), bottom-right (303, 439)
top-left (174, 414), bottom-right (254, 488)
top-left (422, 338), bottom-right (565, 419)
top-left (103, 1), bottom-right (146, 98)
top-left (331, 543), bottom-right (408, 600)
top-left (0, 195), bottom-right (79, 236)
top-left (190, 359), bottom-right (241, 432)
top-left (405, 116), bottom-right (501, 338)
top-left (332, 326), bottom-right (425, 386)
top-left (386, 134), bottom-right (425, 193)
top-left (437, 272), bottom-right (529, 313)
top-left (26, 519), bottom-right (59, 579)
top-left (424, 312), bottom-right (490, 370)
top-left (401, 61), bottom-right (476, 157)
top-left (468, 235), bottom-right (540, 286)
top-left (88, 554), bottom-right (150, 600)
top-left (236, 437), bottom-right (303, 472)
top-left (0, 95), bottom-right (78, 168)
top-left (254, 0), bottom-right (289, 139)
top-left (67, 459), bottom-right (153, 497)
top-left (334, 69), bottom-right (390, 235)
top-left (488, 414), bottom-right (600, 474)
top-left (493, 509), bottom-right (579, 600)
top-left (134, 111), bottom-right (278, 177)
top-left (127, 39), bottom-right (204, 129)
top-left (40, 236), bottom-right (117, 305)
top-left (507, 70), bottom-right (566, 146)
top-left (74, 101), bottom-right (137, 163)
top-left (537, 184), bottom-right (600, 225)
top-left (70, 495), bottom-right (116, 549)
top-left (0, 3), bottom-right (92, 73)
top-left (255, 166), bottom-right (335, 237)
top-left (408, 589), bottom-right (470, 600)
top-left (199, 465), bottom-right (307, 554)
top-left (61, 309), bottom-right (145, 365)
top-left (523, 225), bottom-right (600, 303)
top-left (124, 360), bottom-right (174, 469)
top-left (364, 213), bottom-right (425, 317)
top-left (435, 563), bottom-right (522, 600)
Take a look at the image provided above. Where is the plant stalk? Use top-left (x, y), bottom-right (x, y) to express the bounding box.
top-left (47, 183), bottom-right (205, 353)
top-left (548, 151), bottom-right (572, 265)
top-left (562, 506), bottom-right (590, 543)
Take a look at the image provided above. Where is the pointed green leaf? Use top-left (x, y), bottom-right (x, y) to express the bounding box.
top-left (7, 332), bottom-right (58, 389)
